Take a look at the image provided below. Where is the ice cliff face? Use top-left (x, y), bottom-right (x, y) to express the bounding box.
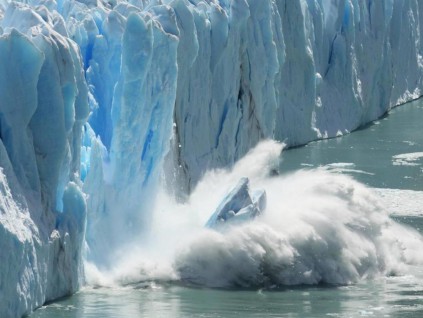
top-left (170, 0), bottom-right (423, 190)
top-left (0, 4), bottom-right (88, 316)
top-left (1, 0), bottom-right (423, 316)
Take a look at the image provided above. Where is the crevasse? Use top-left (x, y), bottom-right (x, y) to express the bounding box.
top-left (0, 0), bottom-right (422, 317)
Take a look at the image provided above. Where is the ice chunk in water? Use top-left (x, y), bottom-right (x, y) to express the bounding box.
top-left (205, 177), bottom-right (266, 229)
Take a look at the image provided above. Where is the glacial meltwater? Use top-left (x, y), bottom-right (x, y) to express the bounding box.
top-left (31, 100), bottom-right (423, 317)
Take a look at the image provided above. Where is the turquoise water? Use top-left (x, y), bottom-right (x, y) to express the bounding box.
top-left (280, 101), bottom-right (423, 191)
top-left (28, 274), bottom-right (423, 317)
top-left (31, 100), bottom-right (423, 318)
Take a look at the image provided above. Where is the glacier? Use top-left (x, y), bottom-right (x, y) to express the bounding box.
top-left (0, 8), bottom-right (88, 317)
top-left (1, 0), bottom-right (423, 316)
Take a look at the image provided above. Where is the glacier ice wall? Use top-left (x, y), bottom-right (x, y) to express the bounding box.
top-left (83, 10), bottom-right (178, 265)
top-left (168, 0), bottom-right (423, 190)
top-left (0, 3), bottom-right (88, 317)
top-left (1, 0), bottom-right (423, 316)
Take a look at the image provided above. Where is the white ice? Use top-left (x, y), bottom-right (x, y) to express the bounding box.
top-left (204, 177), bottom-right (266, 229)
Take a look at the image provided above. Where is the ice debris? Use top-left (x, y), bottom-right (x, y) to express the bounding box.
top-left (205, 177), bottom-right (266, 229)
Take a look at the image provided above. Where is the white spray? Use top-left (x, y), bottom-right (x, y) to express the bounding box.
top-left (85, 140), bottom-right (423, 288)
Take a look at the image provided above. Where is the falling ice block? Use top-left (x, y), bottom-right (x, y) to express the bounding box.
top-left (205, 177), bottom-right (266, 229)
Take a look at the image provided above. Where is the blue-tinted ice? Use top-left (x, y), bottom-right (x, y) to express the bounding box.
top-left (205, 177), bottom-right (266, 229)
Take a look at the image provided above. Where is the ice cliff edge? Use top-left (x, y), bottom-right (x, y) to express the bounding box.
top-left (0, 13), bottom-right (88, 317)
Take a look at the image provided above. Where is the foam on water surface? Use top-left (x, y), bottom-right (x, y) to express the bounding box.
top-left (392, 152), bottom-right (423, 166)
top-left (375, 189), bottom-right (423, 217)
top-left (85, 141), bottom-right (423, 289)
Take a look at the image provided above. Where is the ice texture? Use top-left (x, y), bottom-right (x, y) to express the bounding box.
top-left (205, 177), bottom-right (266, 229)
top-left (0, 4), bottom-right (88, 317)
top-left (162, 0), bottom-right (423, 190)
top-left (1, 0), bottom-right (423, 316)
top-left (82, 10), bottom-right (179, 266)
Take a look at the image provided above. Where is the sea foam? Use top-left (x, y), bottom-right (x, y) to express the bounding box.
top-left (85, 141), bottom-right (423, 288)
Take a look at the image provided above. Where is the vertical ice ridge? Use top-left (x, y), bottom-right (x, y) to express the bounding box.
top-left (0, 3), bottom-right (88, 317)
top-left (84, 9), bottom-right (179, 265)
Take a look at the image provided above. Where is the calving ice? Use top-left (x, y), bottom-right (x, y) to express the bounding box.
top-left (0, 0), bottom-right (422, 317)
top-left (204, 177), bottom-right (266, 229)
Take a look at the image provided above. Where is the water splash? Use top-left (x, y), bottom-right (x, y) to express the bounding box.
top-left (85, 140), bottom-right (423, 288)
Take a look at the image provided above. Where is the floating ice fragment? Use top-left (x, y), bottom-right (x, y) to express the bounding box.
top-left (392, 152), bottom-right (423, 166)
top-left (205, 177), bottom-right (266, 229)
